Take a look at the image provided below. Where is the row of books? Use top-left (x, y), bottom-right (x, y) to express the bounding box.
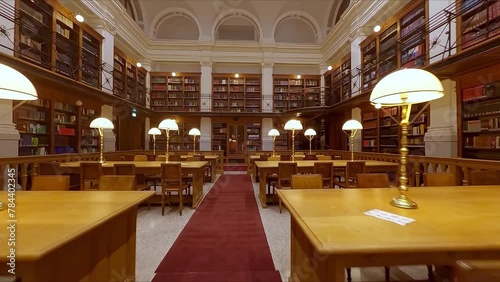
top-left (464, 135), bottom-right (500, 149)
top-left (401, 16), bottom-right (425, 38)
top-left (20, 2), bottom-right (44, 24)
top-left (16, 109), bottom-right (46, 121)
top-left (54, 102), bottom-right (76, 112)
top-left (55, 126), bottom-right (76, 136)
top-left (464, 118), bottom-right (500, 132)
top-left (54, 114), bottom-right (76, 124)
top-left (55, 12), bottom-right (73, 29)
top-left (410, 124), bottom-right (426, 136)
top-left (19, 123), bottom-right (47, 134)
top-left (20, 135), bottom-right (48, 147)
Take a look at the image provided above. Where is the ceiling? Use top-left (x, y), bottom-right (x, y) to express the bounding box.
top-left (121, 0), bottom-right (350, 43)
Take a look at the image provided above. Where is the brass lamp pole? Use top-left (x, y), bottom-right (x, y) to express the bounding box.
top-left (268, 129), bottom-right (280, 157)
top-left (304, 128), bottom-right (316, 155)
top-left (148, 127), bottom-right (161, 155)
top-left (159, 119), bottom-right (179, 163)
top-left (90, 117), bottom-right (115, 164)
top-left (189, 128), bottom-right (201, 155)
top-left (370, 68), bottom-right (444, 209)
top-left (284, 119), bottom-right (303, 162)
top-left (342, 120), bottom-right (363, 161)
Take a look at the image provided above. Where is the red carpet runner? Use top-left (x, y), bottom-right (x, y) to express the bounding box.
top-left (152, 174), bottom-right (282, 282)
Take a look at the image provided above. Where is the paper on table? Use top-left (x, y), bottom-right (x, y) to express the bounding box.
top-left (364, 209), bottom-right (415, 226)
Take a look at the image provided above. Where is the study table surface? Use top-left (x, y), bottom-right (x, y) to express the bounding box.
top-left (254, 160), bottom-right (398, 207)
top-left (0, 191), bottom-right (154, 282)
top-left (160, 155), bottom-right (219, 182)
top-left (277, 186), bottom-right (500, 282)
top-left (60, 161), bottom-right (208, 208)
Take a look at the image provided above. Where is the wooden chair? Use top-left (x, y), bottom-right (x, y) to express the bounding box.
top-left (160, 163), bottom-right (191, 216)
top-left (186, 156), bottom-right (201, 161)
top-left (155, 156), bottom-right (167, 162)
top-left (105, 155), bottom-right (123, 161)
top-left (424, 172), bottom-right (456, 186)
top-left (304, 154), bottom-right (317, 160)
top-left (114, 164), bottom-right (151, 208)
top-left (356, 173), bottom-right (390, 188)
top-left (273, 162), bottom-right (298, 213)
top-left (38, 161), bottom-right (62, 175)
top-left (268, 156), bottom-right (280, 161)
top-left (123, 154), bottom-right (135, 161)
top-left (291, 174), bottom-right (323, 189)
top-left (79, 162), bottom-right (103, 190)
top-left (314, 162), bottom-right (333, 188)
top-left (455, 260), bottom-right (500, 282)
top-left (169, 154), bottom-right (182, 161)
top-left (98, 175), bottom-right (135, 191)
top-left (31, 175), bottom-right (70, 191)
top-left (470, 171), bottom-right (500, 185)
top-left (336, 161), bottom-right (366, 188)
top-left (280, 155), bottom-right (291, 161)
top-left (294, 155), bottom-right (305, 161)
top-left (133, 155), bottom-right (148, 162)
top-left (333, 155), bottom-right (342, 160)
top-left (317, 155), bottom-right (332, 160)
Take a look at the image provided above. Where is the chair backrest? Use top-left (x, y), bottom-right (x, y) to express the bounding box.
top-left (333, 155), bottom-right (342, 160)
top-left (357, 173), bottom-right (390, 188)
top-left (314, 162), bottom-right (333, 179)
top-left (156, 156), bottom-right (167, 161)
top-left (146, 154), bottom-right (157, 161)
top-left (291, 174), bottom-right (323, 189)
top-left (80, 162), bottom-right (103, 190)
top-left (470, 171), bottom-right (500, 185)
top-left (186, 156), bottom-right (201, 161)
top-left (295, 152), bottom-right (304, 155)
top-left (455, 260), bottom-right (500, 282)
top-left (123, 154), bottom-right (135, 161)
top-left (346, 161), bottom-right (366, 179)
top-left (31, 175), bottom-right (70, 191)
top-left (423, 172), bottom-right (456, 186)
top-left (278, 162), bottom-right (298, 188)
top-left (38, 162), bottom-right (62, 175)
top-left (161, 163), bottom-right (182, 190)
top-left (294, 155), bottom-right (305, 161)
top-left (98, 175), bottom-right (135, 191)
top-left (268, 156), bottom-right (280, 161)
top-left (304, 154), bottom-right (317, 160)
top-left (133, 155), bottom-right (148, 161)
top-left (280, 155), bottom-right (291, 161)
top-left (259, 155), bottom-right (269, 161)
top-left (169, 155), bottom-right (182, 161)
top-left (317, 155), bottom-right (332, 160)
top-left (105, 155), bottom-right (123, 161)
top-left (114, 164), bottom-right (136, 175)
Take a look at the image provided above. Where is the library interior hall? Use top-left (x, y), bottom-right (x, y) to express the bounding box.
top-left (1, 0), bottom-right (500, 281)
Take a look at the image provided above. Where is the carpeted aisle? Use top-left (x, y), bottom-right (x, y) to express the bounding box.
top-left (152, 174), bottom-right (282, 282)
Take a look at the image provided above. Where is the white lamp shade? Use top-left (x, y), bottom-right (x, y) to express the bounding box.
top-left (370, 69), bottom-right (444, 106)
top-left (189, 128), bottom-right (201, 136)
top-left (0, 64), bottom-right (37, 100)
top-left (284, 119), bottom-right (303, 130)
top-left (158, 119), bottom-right (179, 131)
top-left (90, 117), bottom-right (114, 129)
top-left (304, 128), bottom-right (317, 136)
top-left (342, 120), bottom-right (363, 130)
top-left (268, 129), bottom-right (280, 137)
top-left (148, 127), bottom-right (161, 135)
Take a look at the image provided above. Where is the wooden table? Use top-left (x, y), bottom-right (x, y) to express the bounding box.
top-left (277, 186), bottom-right (500, 282)
top-left (0, 191), bottom-right (153, 282)
top-left (61, 161), bottom-right (208, 208)
top-left (255, 160), bottom-right (398, 207)
top-left (159, 155), bottom-right (219, 182)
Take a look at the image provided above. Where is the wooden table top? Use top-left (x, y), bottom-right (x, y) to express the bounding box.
top-left (157, 155), bottom-right (219, 160)
top-left (255, 160), bottom-right (398, 168)
top-left (278, 186), bottom-right (500, 255)
top-left (61, 161), bottom-right (209, 169)
top-left (0, 191), bottom-right (154, 261)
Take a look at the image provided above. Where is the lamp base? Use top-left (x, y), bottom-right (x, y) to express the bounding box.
top-left (99, 160), bottom-right (106, 164)
top-left (390, 194), bottom-right (418, 209)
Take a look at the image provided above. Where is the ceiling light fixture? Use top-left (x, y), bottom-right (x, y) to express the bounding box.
top-left (136, 62), bottom-right (141, 68)
top-left (235, 73), bottom-right (239, 78)
top-left (75, 14), bottom-right (84, 23)
top-left (374, 25), bottom-right (381, 32)
top-left (296, 75), bottom-right (301, 79)
top-left (328, 66), bottom-right (333, 71)
top-left (172, 72), bottom-right (177, 77)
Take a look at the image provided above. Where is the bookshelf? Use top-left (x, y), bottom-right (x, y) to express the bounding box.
top-left (361, 38), bottom-right (378, 92)
top-left (272, 75), bottom-right (321, 112)
top-left (113, 47), bottom-right (148, 106)
top-left (212, 74), bottom-right (261, 113)
top-left (150, 73), bottom-right (201, 112)
top-left (53, 101), bottom-right (78, 154)
top-left (324, 54), bottom-right (351, 105)
top-left (378, 23), bottom-right (398, 78)
top-left (461, 81), bottom-right (500, 160)
top-left (212, 122), bottom-right (227, 153)
top-left (400, 2), bottom-right (426, 68)
top-left (361, 109), bottom-right (379, 152)
top-left (15, 0), bottom-right (103, 88)
top-left (79, 107), bottom-right (100, 153)
top-left (341, 55), bottom-right (352, 100)
top-left (246, 122), bottom-right (261, 152)
top-left (15, 99), bottom-right (51, 156)
top-left (459, 0), bottom-right (500, 50)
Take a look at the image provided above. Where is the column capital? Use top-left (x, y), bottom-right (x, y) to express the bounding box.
top-left (138, 59), bottom-right (154, 71)
top-left (261, 62), bottom-right (274, 68)
top-left (349, 25), bottom-right (368, 42)
top-left (200, 61), bottom-right (213, 67)
top-left (87, 17), bottom-right (117, 36)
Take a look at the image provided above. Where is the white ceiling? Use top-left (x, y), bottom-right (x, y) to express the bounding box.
top-left (127, 0), bottom-right (348, 42)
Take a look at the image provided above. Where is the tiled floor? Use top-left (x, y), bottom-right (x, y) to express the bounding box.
top-left (135, 174), bottom-right (430, 282)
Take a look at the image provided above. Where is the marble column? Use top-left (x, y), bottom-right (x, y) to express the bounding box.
top-left (100, 105), bottom-right (116, 151)
top-left (424, 79), bottom-right (458, 157)
top-left (0, 0), bottom-right (14, 55)
top-left (89, 19), bottom-right (116, 95)
top-left (261, 118), bottom-right (274, 151)
top-left (145, 117), bottom-right (151, 150)
top-left (200, 117), bottom-right (211, 151)
top-left (349, 29), bottom-right (367, 97)
top-left (200, 61), bottom-right (213, 112)
top-left (0, 101), bottom-right (20, 157)
top-left (139, 59), bottom-right (153, 109)
top-left (351, 107), bottom-right (362, 152)
top-left (319, 64), bottom-right (330, 106)
top-left (261, 63), bottom-right (274, 112)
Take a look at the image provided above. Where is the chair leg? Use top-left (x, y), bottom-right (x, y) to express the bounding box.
top-left (179, 191), bottom-right (183, 216)
top-left (346, 267), bottom-right (352, 282)
top-left (427, 265), bottom-right (434, 281)
top-left (161, 193), bottom-right (165, 216)
top-left (278, 198), bottom-right (282, 214)
top-left (384, 266), bottom-right (390, 281)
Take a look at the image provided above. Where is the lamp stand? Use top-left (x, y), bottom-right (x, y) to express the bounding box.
top-left (306, 136), bottom-right (314, 155)
top-left (349, 130), bottom-right (357, 161)
top-left (291, 129), bottom-right (295, 162)
top-left (193, 135), bottom-right (197, 154)
top-left (152, 135), bottom-right (156, 155)
top-left (272, 136), bottom-right (276, 157)
top-left (391, 102), bottom-right (418, 209)
top-left (98, 128), bottom-right (105, 164)
top-left (165, 130), bottom-right (170, 163)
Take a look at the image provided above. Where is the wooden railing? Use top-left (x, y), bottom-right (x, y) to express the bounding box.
top-left (0, 150), bottom-right (224, 190)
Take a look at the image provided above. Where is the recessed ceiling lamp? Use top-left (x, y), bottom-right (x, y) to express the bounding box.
top-left (172, 72), bottom-right (177, 76)
top-left (136, 62), bottom-right (141, 68)
top-left (328, 66), bottom-right (332, 70)
top-left (75, 14), bottom-right (84, 23)
top-left (375, 103), bottom-right (382, 109)
top-left (374, 25), bottom-right (381, 32)
top-left (296, 75), bottom-right (301, 79)
top-left (235, 73), bottom-right (239, 78)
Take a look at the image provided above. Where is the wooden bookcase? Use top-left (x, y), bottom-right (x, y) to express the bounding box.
top-left (79, 107), bottom-right (100, 153)
top-left (272, 75), bottom-right (321, 112)
top-left (341, 55), bottom-right (352, 100)
top-left (150, 72), bottom-right (201, 112)
top-left (15, 99), bottom-right (51, 156)
top-left (212, 74), bottom-right (261, 113)
top-left (113, 47), bottom-right (147, 106)
top-left (360, 0), bottom-right (427, 93)
top-left (361, 109), bottom-right (379, 153)
top-left (212, 122), bottom-right (227, 152)
top-left (211, 119), bottom-right (262, 161)
top-left (246, 122), bottom-right (261, 152)
top-left (459, 0), bottom-right (500, 50)
top-left (14, 0), bottom-right (103, 88)
top-left (53, 101), bottom-right (78, 154)
top-left (325, 54), bottom-right (352, 105)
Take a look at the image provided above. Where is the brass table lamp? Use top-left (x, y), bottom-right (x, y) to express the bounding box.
top-left (148, 127), bottom-right (161, 155)
top-left (284, 119), bottom-right (303, 162)
top-left (268, 129), bottom-right (280, 157)
top-left (342, 120), bottom-right (363, 161)
top-left (158, 119), bottom-right (179, 163)
top-left (90, 117), bottom-right (115, 164)
top-left (188, 128), bottom-right (201, 154)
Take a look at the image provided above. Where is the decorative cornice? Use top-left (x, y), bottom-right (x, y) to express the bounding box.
top-left (200, 61), bottom-right (213, 67)
top-left (87, 18), bottom-right (117, 35)
top-left (261, 62), bottom-right (274, 68)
